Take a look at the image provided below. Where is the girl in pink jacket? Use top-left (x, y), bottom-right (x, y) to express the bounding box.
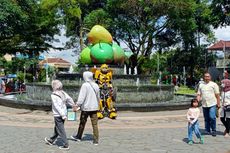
top-left (187, 99), bottom-right (204, 145)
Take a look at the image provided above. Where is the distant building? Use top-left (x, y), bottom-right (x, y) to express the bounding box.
top-left (3, 53), bottom-right (13, 61)
top-left (39, 58), bottom-right (72, 72)
top-left (208, 40), bottom-right (230, 69)
top-left (208, 40), bottom-right (230, 79)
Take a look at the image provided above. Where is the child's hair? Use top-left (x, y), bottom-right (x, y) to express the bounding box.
top-left (190, 98), bottom-right (198, 107)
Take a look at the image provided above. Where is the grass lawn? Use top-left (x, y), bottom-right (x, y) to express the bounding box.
top-left (175, 86), bottom-right (196, 95)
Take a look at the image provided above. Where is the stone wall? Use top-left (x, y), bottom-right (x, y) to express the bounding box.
top-left (25, 83), bottom-right (174, 104)
top-left (56, 73), bottom-right (152, 85)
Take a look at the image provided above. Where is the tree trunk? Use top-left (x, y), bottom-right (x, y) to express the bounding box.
top-left (79, 17), bottom-right (83, 52)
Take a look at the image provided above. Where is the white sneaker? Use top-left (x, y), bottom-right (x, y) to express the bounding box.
top-left (70, 135), bottom-right (81, 142)
top-left (59, 146), bottom-right (69, 150)
top-left (92, 141), bottom-right (99, 145)
top-left (44, 137), bottom-right (53, 146)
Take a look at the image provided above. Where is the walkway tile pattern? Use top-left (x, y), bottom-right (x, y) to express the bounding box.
top-left (0, 105), bottom-right (229, 153)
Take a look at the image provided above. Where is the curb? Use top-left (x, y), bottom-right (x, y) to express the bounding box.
top-left (0, 97), bottom-right (190, 112)
top-left (0, 98), bottom-right (51, 111)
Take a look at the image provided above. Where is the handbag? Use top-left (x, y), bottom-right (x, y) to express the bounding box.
top-left (223, 91), bottom-right (230, 112)
top-left (67, 108), bottom-right (77, 121)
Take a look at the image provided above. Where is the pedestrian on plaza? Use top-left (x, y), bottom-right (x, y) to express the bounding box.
top-left (0, 78), bottom-right (5, 94)
top-left (197, 72), bottom-right (221, 136)
top-left (195, 78), bottom-right (204, 92)
top-left (220, 75), bottom-right (230, 137)
top-left (187, 98), bottom-right (204, 145)
top-left (44, 80), bottom-right (76, 150)
top-left (71, 71), bottom-right (100, 145)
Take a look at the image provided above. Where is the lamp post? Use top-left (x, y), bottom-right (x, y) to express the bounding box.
top-left (24, 65), bottom-right (26, 83)
top-left (44, 59), bottom-right (49, 84)
top-left (183, 66), bottom-right (186, 86)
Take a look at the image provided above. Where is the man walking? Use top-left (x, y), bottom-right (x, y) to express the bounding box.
top-left (197, 72), bottom-right (220, 136)
top-left (71, 71), bottom-right (100, 145)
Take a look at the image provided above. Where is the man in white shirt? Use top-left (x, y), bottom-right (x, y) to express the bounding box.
top-left (197, 72), bottom-right (220, 136)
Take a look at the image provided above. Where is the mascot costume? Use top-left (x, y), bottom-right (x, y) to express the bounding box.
top-left (92, 64), bottom-right (117, 119)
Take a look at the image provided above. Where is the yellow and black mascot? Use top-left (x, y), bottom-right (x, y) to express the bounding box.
top-left (92, 64), bottom-right (117, 119)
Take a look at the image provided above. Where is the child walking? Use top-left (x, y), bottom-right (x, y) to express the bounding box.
top-left (44, 80), bottom-right (76, 150)
top-left (187, 98), bottom-right (204, 145)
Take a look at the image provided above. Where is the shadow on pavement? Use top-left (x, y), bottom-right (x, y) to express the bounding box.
top-left (182, 138), bottom-right (188, 143)
top-left (68, 133), bottom-right (93, 142)
top-left (200, 129), bottom-right (224, 136)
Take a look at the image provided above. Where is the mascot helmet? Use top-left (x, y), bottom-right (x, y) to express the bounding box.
top-left (100, 64), bottom-right (108, 73)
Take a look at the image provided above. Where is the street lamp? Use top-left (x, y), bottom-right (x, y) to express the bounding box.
top-left (24, 65), bottom-right (26, 83)
top-left (44, 60), bottom-right (49, 84)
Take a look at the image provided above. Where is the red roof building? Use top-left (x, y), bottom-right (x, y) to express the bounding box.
top-left (208, 40), bottom-right (230, 70)
top-left (208, 40), bottom-right (230, 51)
top-left (39, 58), bottom-right (72, 71)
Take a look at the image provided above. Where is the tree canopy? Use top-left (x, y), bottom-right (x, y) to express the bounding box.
top-left (0, 0), bottom-right (228, 78)
top-left (211, 0), bottom-right (230, 28)
top-left (0, 0), bottom-right (61, 56)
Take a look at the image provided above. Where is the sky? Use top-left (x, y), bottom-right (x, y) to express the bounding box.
top-left (213, 26), bottom-right (230, 41)
top-left (45, 26), bottom-right (230, 64)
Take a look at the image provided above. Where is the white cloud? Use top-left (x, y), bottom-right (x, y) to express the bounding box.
top-left (46, 29), bottom-right (78, 64)
top-left (213, 26), bottom-right (230, 40)
top-left (44, 48), bottom-right (77, 64)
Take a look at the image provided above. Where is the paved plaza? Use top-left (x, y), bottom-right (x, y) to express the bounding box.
top-left (0, 105), bottom-right (229, 153)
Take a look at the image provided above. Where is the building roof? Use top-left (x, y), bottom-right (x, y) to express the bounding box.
top-left (39, 58), bottom-right (71, 68)
top-left (208, 40), bottom-right (230, 51)
top-left (44, 58), bottom-right (70, 64)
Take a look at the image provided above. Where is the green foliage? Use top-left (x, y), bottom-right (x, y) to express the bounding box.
top-left (17, 71), bottom-right (25, 82)
top-left (210, 0), bottom-right (230, 27)
top-left (166, 46), bottom-right (216, 77)
top-left (84, 9), bottom-right (112, 29)
top-left (0, 0), bottom-right (61, 55)
top-left (26, 73), bottom-right (33, 82)
top-left (0, 0), bottom-right (226, 80)
top-left (175, 86), bottom-right (196, 95)
top-left (38, 69), bottom-right (46, 82)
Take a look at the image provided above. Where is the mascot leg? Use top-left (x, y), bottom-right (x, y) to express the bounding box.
top-left (97, 100), bottom-right (104, 119)
top-left (106, 97), bottom-right (117, 119)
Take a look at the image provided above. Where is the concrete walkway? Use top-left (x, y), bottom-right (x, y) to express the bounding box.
top-left (0, 105), bottom-right (229, 153)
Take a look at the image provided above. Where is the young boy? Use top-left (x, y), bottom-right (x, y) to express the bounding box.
top-left (45, 80), bottom-right (76, 150)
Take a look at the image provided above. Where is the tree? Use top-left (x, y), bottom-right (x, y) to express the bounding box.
top-left (0, 0), bottom-right (61, 56)
top-left (79, 0), bottom-right (214, 76)
top-left (166, 0), bottom-right (213, 76)
top-left (97, 0), bottom-right (176, 73)
top-left (210, 0), bottom-right (230, 28)
top-left (41, 0), bottom-right (90, 52)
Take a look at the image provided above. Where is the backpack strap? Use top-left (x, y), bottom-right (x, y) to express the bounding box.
top-left (87, 82), bottom-right (100, 103)
top-left (52, 92), bottom-right (66, 104)
top-left (52, 93), bottom-right (62, 99)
